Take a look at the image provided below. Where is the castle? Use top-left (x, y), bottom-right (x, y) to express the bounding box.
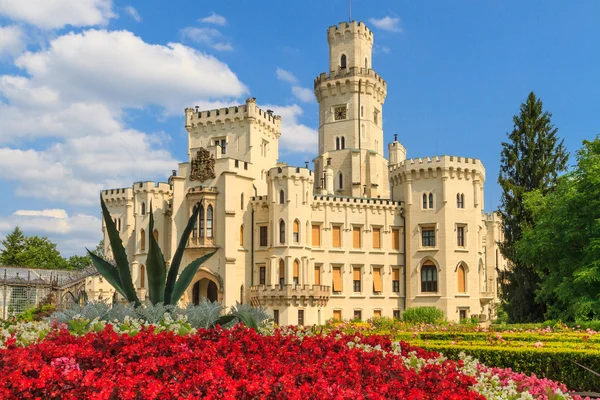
top-left (101, 21), bottom-right (506, 325)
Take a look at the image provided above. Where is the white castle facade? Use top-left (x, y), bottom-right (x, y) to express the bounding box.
top-left (101, 21), bottom-right (506, 325)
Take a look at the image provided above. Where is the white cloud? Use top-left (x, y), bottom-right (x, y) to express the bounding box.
top-left (0, 0), bottom-right (115, 29)
top-left (291, 86), bottom-right (314, 103)
top-left (0, 25), bottom-right (25, 58)
top-left (199, 12), bottom-right (227, 26)
top-left (368, 16), bottom-right (403, 33)
top-left (0, 209), bottom-right (102, 256)
top-left (124, 5), bottom-right (141, 22)
top-left (261, 104), bottom-right (317, 154)
top-left (276, 67), bottom-right (297, 84)
top-left (180, 27), bottom-right (232, 52)
top-left (374, 44), bottom-right (391, 54)
top-left (14, 29), bottom-right (246, 112)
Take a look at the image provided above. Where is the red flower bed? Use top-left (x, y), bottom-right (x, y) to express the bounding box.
top-left (0, 326), bottom-right (483, 399)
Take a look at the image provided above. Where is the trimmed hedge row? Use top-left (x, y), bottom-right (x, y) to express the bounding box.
top-left (417, 331), bottom-right (600, 343)
top-left (419, 343), bottom-right (600, 392)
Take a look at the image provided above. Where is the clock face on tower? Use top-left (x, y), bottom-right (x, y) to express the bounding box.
top-left (334, 106), bottom-right (347, 120)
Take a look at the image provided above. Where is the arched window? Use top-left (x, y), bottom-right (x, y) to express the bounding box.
top-left (429, 193), bottom-right (434, 209)
top-left (364, 57), bottom-right (368, 69)
top-left (423, 194), bottom-right (428, 209)
top-left (338, 173), bottom-right (343, 189)
top-left (421, 262), bottom-right (437, 292)
top-left (140, 229), bottom-right (146, 251)
top-left (293, 220), bottom-right (300, 243)
top-left (340, 54), bottom-right (347, 69)
top-left (279, 190), bottom-right (285, 204)
top-left (361, 105), bottom-right (364, 118)
top-left (458, 264), bottom-right (466, 293)
top-left (293, 259), bottom-right (300, 286)
top-left (341, 136), bottom-right (345, 149)
top-left (241, 193), bottom-right (244, 210)
top-left (240, 225), bottom-right (244, 247)
top-left (279, 259), bottom-right (285, 287)
top-left (153, 229), bottom-right (158, 243)
top-left (199, 204), bottom-right (205, 238)
top-left (336, 137), bottom-right (340, 150)
top-left (141, 202), bottom-right (146, 216)
top-left (140, 265), bottom-right (145, 289)
top-left (206, 205), bottom-right (213, 238)
top-left (279, 220), bottom-right (285, 244)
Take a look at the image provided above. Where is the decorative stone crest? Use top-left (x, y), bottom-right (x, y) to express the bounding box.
top-left (190, 148), bottom-right (216, 181)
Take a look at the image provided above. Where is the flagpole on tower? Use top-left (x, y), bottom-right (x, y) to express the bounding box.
top-left (348, 0), bottom-right (352, 22)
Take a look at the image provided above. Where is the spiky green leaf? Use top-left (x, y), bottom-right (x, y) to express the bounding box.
top-left (86, 248), bottom-right (127, 299)
top-left (171, 251), bottom-right (216, 305)
top-left (230, 310), bottom-right (258, 330)
top-left (164, 201), bottom-right (202, 305)
top-left (146, 202), bottom-right (167, 304)
top-left (100, 196), bottom-right (140, 305)
top-left (212, 314), bottom-right (236, 327)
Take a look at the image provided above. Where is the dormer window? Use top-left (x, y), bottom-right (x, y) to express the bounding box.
top-left (340, 54), bottom-right (347, 69)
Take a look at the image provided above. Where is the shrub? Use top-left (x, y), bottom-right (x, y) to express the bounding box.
top-left (402, 306), bottom-right (445, 324)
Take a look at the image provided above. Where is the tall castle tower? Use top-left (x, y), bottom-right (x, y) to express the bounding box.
top-left (313, 21), bottom-right (389, 198)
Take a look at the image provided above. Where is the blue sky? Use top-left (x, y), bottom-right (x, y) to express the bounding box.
top-left (0, 0), bottom-right (598, 257)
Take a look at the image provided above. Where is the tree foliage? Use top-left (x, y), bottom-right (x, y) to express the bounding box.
top-left (498, 92), bottom-right (568, 322)
top-left (516, 137), bottom-right (600, 320)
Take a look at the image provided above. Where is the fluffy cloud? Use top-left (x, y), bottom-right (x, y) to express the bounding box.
top-left (262, 104), bottom-right (317, 154)
top-left (0, 209), bottom-right (102, 256)
top-left (124, 5), bottom-right (141, 22)
top-left (368, 16), bottom-right (403, 33)
top-left (180, 27), bottom-right (233, 52)
top-left (0, 0), bottom-right (115, 29)
top-left (14, 30), bottom-right (246, 112)
top-left (199, 12), bottom-right (227, 26)
top-left (0, 25), bottom-right (25, 58)
top-left (276, 67), bottom-right (297, 84)
top-left (291, 86), bottom-right (314, 103)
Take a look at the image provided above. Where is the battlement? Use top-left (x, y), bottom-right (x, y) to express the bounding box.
top-left (312, 194), bottom-right (401, 209)
top-left (484, 211), bottom-right (502, 223)
top-left (314, 66), bottom-right (386, 90)
top-left (267, 165), bottom-right (314, 181)
top-left (389, 155), bottom-right (486, 181)
top-left (101, 187), bottom-right (133, 201)
top-left (328, 21), bottom-right (373, 43)
top-left (133, 181), bottom-right (173, 194)
top-left (185, 97), bottom-right (281, 134)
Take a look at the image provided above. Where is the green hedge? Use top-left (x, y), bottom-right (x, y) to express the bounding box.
top-left (417, 331), bottom-right (600, 344)
top-left (419, 343), bottom-right (600, 392)
top-left (402, 306), bottom-right (445, 324)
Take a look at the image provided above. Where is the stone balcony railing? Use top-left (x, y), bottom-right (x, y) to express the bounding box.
top-left (250, 284), bottom-right (331, 307)
top-left (479, 291), bottom-right (495, 304)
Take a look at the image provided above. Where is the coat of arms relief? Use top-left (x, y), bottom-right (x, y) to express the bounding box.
top-left (190, 148), bottom-right (216, 181)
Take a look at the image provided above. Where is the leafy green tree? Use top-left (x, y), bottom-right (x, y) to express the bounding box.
top-left (20, 236), bottom-right (68, 270)
top-left (498, 92), bottom-right (569, 322)
top-left (517, 137), bottom-right (600, 320)
top-left (67, 255), bottom-right (92, 270)
top-left (0, 226), bottom-right (26, 266)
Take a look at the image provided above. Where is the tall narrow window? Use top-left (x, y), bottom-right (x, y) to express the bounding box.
top-left (312, 224), bottom-right (321, 246)
top-left (361, 105), bottom-right (364, 117)
top-left (392, 228), bottom-right (400, 250)
top-left (429, 193), bottom-right (434, 209)
top-left (279, 190), bottom-right (285, 204)
top-left (199, 205), bottom-right (205, 238)
top-left (240, 225), bottom-right (244, 247)
top-left (259, 266), bottom-right (266, 285)
top-left (273, 310), bottom-right (279, 325)
top-left (458, 264), bottom-right (466, 293)
top-left (279, 259), bottom-right (285, 287)
top-left (352, 226), bottom-right (361, 249)
top-left (298, 310), bottom-right (304, 326)
top-left (220, 140), bottom-right (226, 154)
top-left (141, 202), bottom-right (146, 216)
top-left (293, 259), bottom-right (300, 286)
top-left (259, 226), bottom-right (268, 247)
top-left (422, 194), bottom-right (427, 209)
top-left (332, 267), bottom-right (342, 293)
top-left (457, 226), bottom-right (465, 247)
top-left (140, 265), bottom-right (145, 289)
top-left (373, 268), bottom-right (382, 293)
top-left (293, 220), bottom-right (300, 243)
top-left (421, 263), bottom-right (438, 292)
top-left (422, 227), bottom-right (436, 247)
top-left (314, 265), bottom-right (321, 285)
top-left (140, 229), bottom-right (146, 251)
top-left (340, 54), bottom-right (347, 69)
top-left (241, 193), bottom-right (244, 210)
top-left (206, 205), bottom-right (213, 238)
top-left (279, 220), bottom-right (285, 244)
top-left (192, 218), bottom-right (198, 238)
top-left (332, 225), bottom-right (341, 248)
top-left (338, 173), bottom-right (343, 189)
top-left (353, 268), bottom-right (361, 292)
top-left (341, 136), bottom-right (345, 149)
top-left (392, 268), bottom-right (400, 293)
top-left (336, 137), bottom-right (340, 150)
top-left (364, 57), bottom-right (368, 69)
top-left (372, 227), bottom-right (381, 249)
top-left (457, 193), bottom-right (465, 208)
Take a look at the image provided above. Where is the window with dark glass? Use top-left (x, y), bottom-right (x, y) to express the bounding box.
top-left (353, 310), bottom-right (362, 321)
top-left (428, 193), bottom-right (434, 209)
top-left (336, 137), bottom-right (340, 150)
top-left (279, 220), bottom-right (285, 244)
top-left (457, 193), bottom-right (464, 208)
top-left (422, 194), bottom-right (427, 209)
top-left (422, 228), bottom-right (435, 247)
top-left (273, 310), bottom-right (279, 325)
top-left (392, 268), bottom-right (400, 293)
top-left (393, 310), bottom-right (401, 320)
top-left (206, 205), bottom-right (213, 238)
top-left (141, 202), bottom-right (146, 215)
top-left (298, 310), bottom-right (305, 326)
top-left (457, 226), bottom-right (465, 247)
top-left (353, 268), bottom-right (361, 292)
top-left (279, 259), bottom-right (285, 287)
top-left (421, 263), bottom-right (438, 292)
top-left (341, 136), bottom-right (345, 149)
top-left (259, 266), bottom-right (266, 285)
top-left (279, 190), bottom-right (285, 204)
top-left (259, 226), bottom-right (268, 247)
top-left (340, 54), bottom-right (347, 69)
top-left (199, 205), bottom-right (205, 238)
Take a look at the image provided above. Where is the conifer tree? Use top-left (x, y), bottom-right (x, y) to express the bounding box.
top-left (498, 92), bottom-right (568, 322)
top-left (0, 226), bottom-right (26, 266)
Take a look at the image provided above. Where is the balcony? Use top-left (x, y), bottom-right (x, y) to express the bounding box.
top-left (479, 291), bottom-right (495, 304)
top-left (250, 284), bottom-right (331, 307)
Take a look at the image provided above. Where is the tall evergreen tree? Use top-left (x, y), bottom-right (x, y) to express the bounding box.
top-left (498, 92), bottom-right (568, 322)
top-left (0, 226), bottom-right (26, 266)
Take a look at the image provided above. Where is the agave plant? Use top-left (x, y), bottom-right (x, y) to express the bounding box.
top-left (87, 195), bottom-right (215, 307)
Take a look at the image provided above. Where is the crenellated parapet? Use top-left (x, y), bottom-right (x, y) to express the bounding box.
top-left (267, 165), bottom-right (314, 182)
top-left (311, 194), bottom-right (402, 213)
top-left (314, 67), bottom-right (386, 103)
top-left (132, 181), bottom-right (173, 195)
top-left (327, 21), bottom-right (373, 45)
top-left (101, 187), bottom-right (133, 203)
top-left (389, 155), bottom-right (486, 186)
